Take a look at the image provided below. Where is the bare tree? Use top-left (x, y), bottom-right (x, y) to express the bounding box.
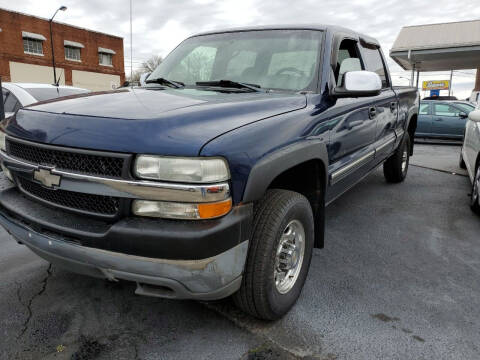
top-left (140, 55), bottom-right (163, 73)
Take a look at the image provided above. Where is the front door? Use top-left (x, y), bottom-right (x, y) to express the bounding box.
top-left (327, 38), bottom-right (377, 201)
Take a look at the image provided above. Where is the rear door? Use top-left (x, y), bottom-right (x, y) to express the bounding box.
top-left (416, 102), bottom-right (433, 137)
top-left (358, 41), bottom-right (397, 162)
top-left (431, 103), bottom-right (466, 139)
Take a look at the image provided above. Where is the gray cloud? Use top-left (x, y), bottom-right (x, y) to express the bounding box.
top-left (1, 0), bottom-right (478, 97)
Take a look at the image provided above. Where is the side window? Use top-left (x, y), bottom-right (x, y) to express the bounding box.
top-left (419, 103), bottom-right (430, 115)
top-left (360, 45), bottom-right (389, 88)
top-left (434, 103), bottom-right (461, 117)
top-left (3, 90), bottom-right (21, 113)
top-left (334, 39), bottom-right (363, 86)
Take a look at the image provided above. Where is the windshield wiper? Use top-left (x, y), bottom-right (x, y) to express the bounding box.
top-left (145, 77), bottom-right (184, 88)
top-left (195, 80), bottom-right (262, 92)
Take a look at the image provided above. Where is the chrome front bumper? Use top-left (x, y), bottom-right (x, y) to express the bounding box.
top-left (0, 210), bottom-right (248, 300)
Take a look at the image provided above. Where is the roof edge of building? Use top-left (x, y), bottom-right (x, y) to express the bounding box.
top-left (391, 42), bottom-right (480, 53)
top-left (0, 7), bottom-right (123, 40)
top-left (400, 19), bottom-right (480, 29)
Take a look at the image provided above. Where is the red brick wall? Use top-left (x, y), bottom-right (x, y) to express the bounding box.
top-left (0, 8), bottom-right (125, 85)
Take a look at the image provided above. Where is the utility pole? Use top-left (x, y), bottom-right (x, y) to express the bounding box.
top-left (0, 77), bottom-right (4, 121)
top-left (130, 0), bottom-right (133, 82)
top-left (49, 6), bottom-right (67, 85)
top-left (448, 70), bottom-right (453, 97)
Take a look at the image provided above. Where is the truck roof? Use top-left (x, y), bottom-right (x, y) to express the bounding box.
top-left (191, 24), bottom-right (380, 47)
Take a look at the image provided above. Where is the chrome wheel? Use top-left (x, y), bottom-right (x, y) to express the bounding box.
top-left (274, 219), bottom-right (305, 294)
top-left (401, 147), bottom-right (408, 173)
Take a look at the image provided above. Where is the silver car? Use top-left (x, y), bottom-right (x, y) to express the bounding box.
top-left (2, 83), bottom-right (89, 118)
top-left (460, 109), bottom-right (480, 214)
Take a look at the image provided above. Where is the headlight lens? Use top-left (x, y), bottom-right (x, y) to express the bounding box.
top-left (132, 199), bottom-right (232, 220)
top-left (134, 156), bottom-right (230, 183)
top-left (0, 130), bottom-right (6, 152)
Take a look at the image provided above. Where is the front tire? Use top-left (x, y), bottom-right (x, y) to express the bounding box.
top-left (233, 189), bottom-right (314, 320)
top-left (471, 164), bottom-right (480, 215)
top-left (383, 133), bottom-right (410, 183)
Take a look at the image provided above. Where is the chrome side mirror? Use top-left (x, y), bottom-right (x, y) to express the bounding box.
top-left (468, 110), bottom-right (480, 122)
top-left (333, 71), bottom-right (382, 98)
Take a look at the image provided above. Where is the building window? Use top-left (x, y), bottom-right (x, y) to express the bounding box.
top-left (99, 52), bottom-right (113, 66)
top-left (65, 46), bottom-right (81, 61)
top-left (23, 38), bottom-right (43, 55)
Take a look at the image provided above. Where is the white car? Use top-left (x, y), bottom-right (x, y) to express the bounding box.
top-left (460, 109), bottom-right (480, 214)
top-left (2, 83), bottom-right (89, 118)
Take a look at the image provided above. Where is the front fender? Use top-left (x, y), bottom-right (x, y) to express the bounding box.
top-left (242, 140), bottom-right (329, 202)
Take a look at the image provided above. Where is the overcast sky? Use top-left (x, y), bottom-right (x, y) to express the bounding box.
top-left (1, 0), bottom-right (479, 98)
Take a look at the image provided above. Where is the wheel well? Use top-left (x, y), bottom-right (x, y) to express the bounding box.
top-left (407, 115), bottom-right (417, 155)
top-left (267, 159), bottom-right (326, 248)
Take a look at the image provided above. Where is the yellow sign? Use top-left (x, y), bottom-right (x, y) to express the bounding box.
top-left (422, 80), bottom-right (450, 91)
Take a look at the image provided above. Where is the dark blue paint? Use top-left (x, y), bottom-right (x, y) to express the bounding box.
top-left (3, 25), bottom-right (418, 206)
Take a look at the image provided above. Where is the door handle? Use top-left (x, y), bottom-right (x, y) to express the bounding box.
top-left (434, 118), bottom-right (443, 122)
top-left (368, 106), bottom-right (377, 119)
top-left (390, 102), bottom-right (397, 113)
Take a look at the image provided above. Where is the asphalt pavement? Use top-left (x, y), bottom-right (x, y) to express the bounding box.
top-left (1, 144), bottom-right (479, 360)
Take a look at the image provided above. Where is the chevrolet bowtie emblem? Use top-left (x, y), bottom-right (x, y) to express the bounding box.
top-left (33, 168), bottom-right (61, 188)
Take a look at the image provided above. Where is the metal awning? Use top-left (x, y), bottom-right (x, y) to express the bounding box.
top-left (21, 31), bottom-right (46, 41)
top-left (98, 47), bottom-right (116, 55)
top-left (64, 40), bottom-right (84, 48)
top-left (390, 20), bottom-right (480, 71)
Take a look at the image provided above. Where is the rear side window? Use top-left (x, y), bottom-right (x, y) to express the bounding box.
top-left (419, 103), bottom-right (430, 115)
top-left (359, 45), bottom-right (389, 88)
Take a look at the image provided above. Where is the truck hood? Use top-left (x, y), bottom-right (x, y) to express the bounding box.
top-left (6, 87), bottom-right (306, 155)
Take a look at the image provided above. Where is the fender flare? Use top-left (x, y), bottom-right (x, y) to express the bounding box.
top-left (242, 140), bottom-right (329, 203)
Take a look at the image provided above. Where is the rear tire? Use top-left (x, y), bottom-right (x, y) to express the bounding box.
top-left (383, 133), bottom-right (410, 183)
top-left (233, 189), bottom-right (314, 320)
top-left (471, 165), bottom-right (480, 215)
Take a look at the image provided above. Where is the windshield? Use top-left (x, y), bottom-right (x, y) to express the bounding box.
top-left (149, 30), bottom-right (323, 92)
top-left (25, 87), bottom-right (89, 102)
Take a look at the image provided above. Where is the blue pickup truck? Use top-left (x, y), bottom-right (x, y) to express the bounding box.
top-left (0, 25), bottom-right (418, 320)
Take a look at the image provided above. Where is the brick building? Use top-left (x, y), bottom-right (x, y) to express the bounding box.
top-left (0, 8), bottom-right (125, 91)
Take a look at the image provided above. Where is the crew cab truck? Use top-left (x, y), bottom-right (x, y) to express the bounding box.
top-left (0, 25), bottom-right (418, 320)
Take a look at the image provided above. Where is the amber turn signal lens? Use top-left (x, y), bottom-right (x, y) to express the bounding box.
top-left (198, 199), bottom-right (232, 219)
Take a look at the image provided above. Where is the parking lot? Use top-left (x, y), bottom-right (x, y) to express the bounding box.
top-left (1, 143), bottom-right (479, 360)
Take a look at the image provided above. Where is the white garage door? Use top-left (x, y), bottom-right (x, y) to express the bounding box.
top-left (9, 62), bottom-right (65, 85)
top-left (72, 70), bottom-right (120, 92)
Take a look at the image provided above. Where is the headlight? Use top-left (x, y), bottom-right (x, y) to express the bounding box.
top-left (132, 199), bottom-right (232, 220)
top-left (0, 130), bottom-right (6, 152)
top-left (134, 156), bottom-right (230, 183)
